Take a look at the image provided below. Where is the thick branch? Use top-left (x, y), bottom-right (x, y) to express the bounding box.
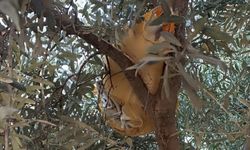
top-left (153, 0), bottom-right (188, 149)
top-left (41, 6), bottom-right (152, 105)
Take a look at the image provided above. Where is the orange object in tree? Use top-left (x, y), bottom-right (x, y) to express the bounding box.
top-left (144, 6), bottom-right (176, 33)
top-left (98, 6), bottom-right (176, 136)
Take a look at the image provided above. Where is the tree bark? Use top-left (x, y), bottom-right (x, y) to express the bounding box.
top-left (152, 74), bottom-right (181, 150)
top-left (151, 1), bottom-right (188, 149)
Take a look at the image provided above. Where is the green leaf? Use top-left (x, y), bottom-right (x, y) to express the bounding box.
top-left (27, 60), bottom-right (44, 72)
top-left (0, 92), bottom-right (11, 105)
top-left (26, 85), bottom-right (44, 93)
top-left (82, 2), bottom-right (89, 14)
top-left (216, 41), bottom-right (233, 56)
top-left (0, 106), bottom-right (17, 120)
top-left (11, 131), bottom-right (23, 150)
top-left (32, 76), bottom-right (54, 86)
top-left (91, 0), bottom-right (104, 12)
top-left (16, 134), bottom-right (33, 143)
top-left (161, 31), bottom-right (182, 46)
top-left (47, 64), bottom-right (58, 74)
top-left (147, 41), bottom-right (172, 54)
top-left (159, 0), bottom-right (171, 16)
top-left (0, 73), bottom-right (13, 83)
top-left (194, 17), bottom-right (207, 33)
top-left (183, 80), bottom-right (204, 111)
top-left (203, 27), bottom-right (233, 42)
top-left (0, 0), bottom-right (20, 30)
top-left (149, 15), bottom-right (165, 26)
top-left (204, 40), bottom-right (216, 52)
top-left (166, 15), bottom-right (185, 24)
top-left (15, 96), bottom-right (35, 109)
top-left (58, 51), bottom-right (81, 61)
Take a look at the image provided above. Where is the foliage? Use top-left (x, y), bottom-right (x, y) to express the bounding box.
top-left (0, 0), bottom-right (249, 149)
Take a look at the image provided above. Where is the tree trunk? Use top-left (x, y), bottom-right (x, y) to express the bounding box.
top-left (151, 0), bottom-right (188, 149)
top-left (152, 74), bottom-right (181, 150)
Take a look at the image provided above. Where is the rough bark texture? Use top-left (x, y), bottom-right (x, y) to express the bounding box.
top-left (34, 0), bottom-right (188, 149)
top-left (151, 1), bottom-right (188, 149)
top-left (152, 74), bottom-right (181, 150)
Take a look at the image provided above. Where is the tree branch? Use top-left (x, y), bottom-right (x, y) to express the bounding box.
top-left (41, 5), bottom-right (152, 105)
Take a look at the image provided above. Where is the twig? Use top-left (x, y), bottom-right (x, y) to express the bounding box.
top-left (4, 125), bottom-right (9, 150)
top-left (76, 51), bottom-right (101, 82)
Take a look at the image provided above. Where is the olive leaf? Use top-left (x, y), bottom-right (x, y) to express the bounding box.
top-left (161, 31), bottom-right (182, 47)
top-left (0, 0), bottom-right (20, 30)
top-left (203, 26), bottom-right (233, 42)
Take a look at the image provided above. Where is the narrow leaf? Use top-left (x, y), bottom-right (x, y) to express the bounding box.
top-left (161, 31), bottom-right (182, 46)
top-left (147, 41), bottom-right (172, 54)
top-left (166, 15), bottom-right (185, 24)
top-left (0, 106), bottom-right (17, 120)
top-left (162, 65), bottom-right (170, 98)
top-left (177, 63), bottom-right (201, 91)
top-left (0, 1), bottom-right (20, 30)
top-left (149, 15), bottom-right (165, 26)
top-left (0, 73), bottom-right (13, 83)
top-left (203, 27), bottom-right (233, 42)
top-left (193, 17), bottom-right (207, 33)
top-left (188, 53), bottom-right (227, 72)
